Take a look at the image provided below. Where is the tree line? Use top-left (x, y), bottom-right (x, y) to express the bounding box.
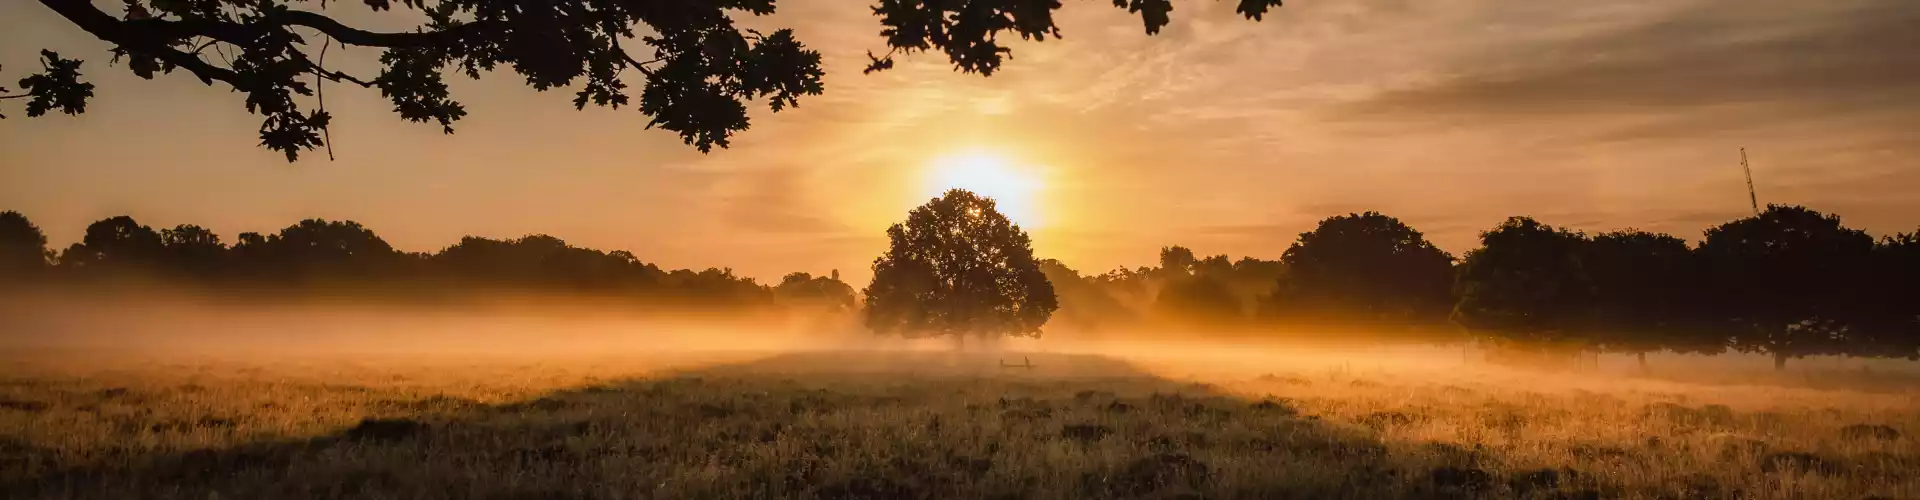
top-left (0, 212), bottom-right (855, 312)
top-left (1036, 207), bottom-right (1919, 369)
top-left (5, 202), bottom-right (1917, 370)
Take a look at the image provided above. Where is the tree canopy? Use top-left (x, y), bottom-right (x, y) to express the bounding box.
top-left (862, 189), bottom-right (1057, 341)
top-left (0, 210), bottom-right (849, 311)
top-left (6, 0), bottom-right (1283, 160)
top-left (1451, 216), bottom-right (1592, 345)
top-left (1266, 212), bottom-right (1455, 326)
top-left (1698, 205), bottom-right (1876, 368)
top-left (0, 211), bottom-right (52, 276)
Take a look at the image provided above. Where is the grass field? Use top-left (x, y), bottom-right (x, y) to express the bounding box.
top-left (3, 340), bottom-right (1916, 499)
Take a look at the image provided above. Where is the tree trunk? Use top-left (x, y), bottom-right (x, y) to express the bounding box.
top-left (1773, 352), bottom-right (1788, 371)
top-left (1637, 352), bottom-right (1648, 373)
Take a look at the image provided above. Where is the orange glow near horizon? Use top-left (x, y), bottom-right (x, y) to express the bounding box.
top-left (923, 149), bottom-right (1047, 229)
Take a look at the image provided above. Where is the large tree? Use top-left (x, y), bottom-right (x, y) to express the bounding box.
top-left (1581, 229), bottom-right (1716, 369)
top-left (6, 0), bottom-right (1284, 160)
top-left (0, 211), bottom-right (53, 283)
top-left (1698, 205), bottom-right (1875, 370)
top-left (1450, 216), bottom-right (1592, 346)
top-left (58, 215), bottom-right (165, 271)
top-left (863, 189), bottom-right (1056, 345)
top-left (1266, 212), bottom-right (1455, 326)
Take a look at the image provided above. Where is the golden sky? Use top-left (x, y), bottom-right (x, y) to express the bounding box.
top-left (3, 0), bottom-right (1917, 285)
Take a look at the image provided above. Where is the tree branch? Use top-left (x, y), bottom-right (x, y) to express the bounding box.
top-left (610, 37), bottom-right (658, 76)
top-left (0, 94), bottom-right (31, 100)
top-left (35, 0), bottom-right (237, 85)
top-left (40, 0), bottom-right (493, 50)
top-left (306, 61), bottom-right (374, 88)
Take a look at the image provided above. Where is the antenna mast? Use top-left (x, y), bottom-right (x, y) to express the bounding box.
top-left (1740, 148), bottom-right (1759, 215)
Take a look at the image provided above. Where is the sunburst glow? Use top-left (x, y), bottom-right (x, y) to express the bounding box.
top-left (924, 150), bottom-right (1045, 228)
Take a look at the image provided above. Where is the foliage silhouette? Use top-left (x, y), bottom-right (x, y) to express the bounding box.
top-left (774, 271), bottom-right (857, 312)
top-left (1266, 212), bottom-right (1455, 327)
top-left (0, 211), bottom-right (52, 282)
top-left (1698, 205), bottom-right (1876, 370)
top-left (8, 0), bottom-right (1283, 160)
top-left (1451, 217), bottom-right (1592, 345)
top-left (5, 204), bottom-right (1919, 363)
top-left (58, 215), bottom-right (165, 272)
top-left (1866, 231), bottom-right (1920, 359)
top-left (863, 189), bottom-right (1057, 342)
top-left (159, 224), bottom-right (226, 280)
top-left (1582, 229), bottom-right (1718, 367)
top-left (9, 212), bottom-right (831, 309)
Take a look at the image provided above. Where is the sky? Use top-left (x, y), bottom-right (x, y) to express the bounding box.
top-left (3, 0), bottom-right (1917, 285)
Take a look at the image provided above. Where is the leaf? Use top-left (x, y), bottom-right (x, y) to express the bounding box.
top-left (18, 50), bottom-right (95, 118)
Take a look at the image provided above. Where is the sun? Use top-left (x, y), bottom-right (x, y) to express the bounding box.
top-left (924, 150), bottom-right (1045, 228)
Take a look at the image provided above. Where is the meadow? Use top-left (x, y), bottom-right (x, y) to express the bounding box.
top-left (3, 319), bottom-right (1917, 500)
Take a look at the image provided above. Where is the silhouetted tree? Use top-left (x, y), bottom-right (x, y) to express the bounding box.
top-left (1868, 231), bottom-right (1920, 359)
top-left (58, 216), bottom-right (164, 272)
top-left (11, 0), bottom-right (1282, 160)
top-left (1157, 246), bottom-right (1199, 279)
top-left (1581, 229), bottom-right (1714, 369)
top-left (1451, 217), bottom-right (1592, 346)
top-left (662, 267), bottom-right (771, 305)
top-left (863, 190), bottom-right (1057, 345)
top-left (433, 234), bottom-right (664, 292)
top-left (0, 211), bottom-right (52, 283)
top-left (229, 219), bottom-right (401, 284)
top-left (775, 271), bottom-right (857, 311)
top-left (1699, 205), bottom-right (1875, 370)
top-left (1267, 212), bottom-right (1455, 326)
top-left (159, 224), bottom-right (225, 280)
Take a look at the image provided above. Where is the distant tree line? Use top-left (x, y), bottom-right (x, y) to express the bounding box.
top-left (1038, 207), bottom-right (1919, 369)
top-left (5, 204), bottom-right (1916, 369)
top-left (0, 212), bottom-right (855, 312)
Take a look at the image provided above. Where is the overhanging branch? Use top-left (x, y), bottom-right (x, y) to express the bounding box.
top-left (40, 0), bottom-right (493, 50)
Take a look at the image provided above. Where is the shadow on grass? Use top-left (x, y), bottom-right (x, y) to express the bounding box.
top-left (9, 350), bottom-right (1614, 499)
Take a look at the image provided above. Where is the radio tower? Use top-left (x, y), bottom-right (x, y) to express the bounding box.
top-left (1740, 148), bottom-right (1759, 215)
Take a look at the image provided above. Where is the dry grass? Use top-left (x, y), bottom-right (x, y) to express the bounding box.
top-left (2, 348), bottom-right (1916, 499)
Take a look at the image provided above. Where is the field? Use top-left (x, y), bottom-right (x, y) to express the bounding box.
top-left (4, 324), bottom-right (1918, 500)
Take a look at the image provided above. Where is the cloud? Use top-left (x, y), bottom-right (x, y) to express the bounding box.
top-left (715, 167), bottom-right (850, 235)
top-left (1338, 0), bottom-right (1920, 123)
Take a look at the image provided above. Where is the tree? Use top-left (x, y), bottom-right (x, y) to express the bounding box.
top-left (1266, 212), bottom-right (1455, 326)
top-left (0, 211), bottom-right (52, 282)
top-left (863, 189), bottom-right (1056, 345)
top-left (9, 0), bottom-right (1283, 160)
top-left (58, 215), bottom-right (165, 271)
top-left (1698, 205), bottom-right (1875, 370)
top-left (229, 218), bottom-right (401, 283)
top-left (1157, 246), bottom-right (1198, 279)
top-left (1582, 229), bottom-right (1713, 370)
top-left (1450, 217), bottom-right (1592, 346)
top-left (159, 224), bottom-right (226, 279)
top-left (1868, 231), bottom-right (1920, 360)
top-left (774, 271), bottom-right (857, 311)
top-left (433, 234), bottom-right (662, 291)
